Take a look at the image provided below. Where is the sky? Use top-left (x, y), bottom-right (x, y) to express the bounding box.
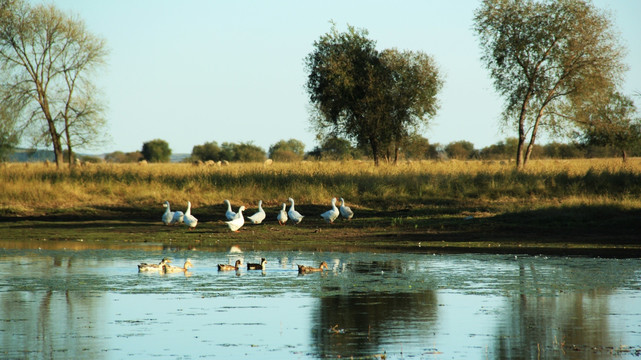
top-left (43, 0), bottom-right (641, 154)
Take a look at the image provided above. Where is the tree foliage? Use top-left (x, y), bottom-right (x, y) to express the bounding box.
top-left (574, 91), bottom-right (641, 161)
top-left (305, 24), bottom-right (442, 165)
top-left (0, 0), bottom-right (108, 168)
top-left (191, 141), bottom-right (221, 162)
top-left (474, 0), bottom-right (627, 168)
top-left (142, 139), bottom-right (171, 163)
top-left (268, 138), bottom-right (305, 162)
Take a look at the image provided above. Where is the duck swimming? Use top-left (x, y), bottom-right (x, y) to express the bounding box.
top-left (298, 261), bottom-right (329, 274)
top-left (164, 259), bottom-right (193, 273)
top-left (247, 257), bottom-right (267, 270)
top-left (218, 259), bottom-right (242, 271)
top-left (138, 257), bottom-right (171, 272)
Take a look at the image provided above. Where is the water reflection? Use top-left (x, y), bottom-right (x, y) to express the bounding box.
top-left (0, 247), bottom-right (639, 359)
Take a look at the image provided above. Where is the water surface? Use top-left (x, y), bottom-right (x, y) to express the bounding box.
top-left (1, 243), bottom-right (640, 359)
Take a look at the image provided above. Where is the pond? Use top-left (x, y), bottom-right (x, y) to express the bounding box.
top-left (0, 241), bottom-right (640, 359)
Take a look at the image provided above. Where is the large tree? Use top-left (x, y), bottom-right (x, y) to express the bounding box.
top-left (305, 24), bottom-right (442, 165)
top-left (142, 139), bottom-right (171, 163)
top-left (0, 0), bottom-right (108, 168)
top-left (474, 0), bottom-right (627, 168)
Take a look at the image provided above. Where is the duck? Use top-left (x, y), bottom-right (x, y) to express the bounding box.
top-left (246, 200), bottom-right (266, 224)
top-left (287, 197), bottom-right (304, 224)
top-left (225, 206), bottom-right (245, 231)
top-left (320, 197), bottom-right (340, 223)
top-left (183, 201), bottom-right (198, 230)
top-left (298, 261), bottom-right (329, 274)
top-left (164, 259), bottom-right (193, 273)
top-left (339, 197), bottom-right (354, 220)
top-left (162, 201), bottom-right (182, 225)
top-left (247, 257), bottom-right (267, 270)
top-left (218, 259), bottom-right (242, 271)
top-left (224, 199), bottom-right (236, 220)
top-left (138, 257), bottom-right (171, 272)
top-left (276, 203), bottom-right (288, 225)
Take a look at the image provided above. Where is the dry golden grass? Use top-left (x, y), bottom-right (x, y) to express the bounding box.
top-left (1, 158), bottom-right (640, 216)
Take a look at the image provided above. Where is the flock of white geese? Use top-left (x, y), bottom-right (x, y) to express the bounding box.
top-left (161, 197), bottom-right (354, 232)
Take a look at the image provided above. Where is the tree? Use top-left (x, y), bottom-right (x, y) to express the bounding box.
top-left (220, 141), bottom-right (266, 162)
top-left (305, 24), bottom-right (442, 165)
top-left (401, 134), bottom-right (438, 160)
top-left (191, 141), bottom-right (221, 162)
top-left (445, 140), bottom-right (475, 160)
top-left (268, 138), bottom-right (305, 162)
top-left (574, 91), bottom-right (641, 161)
top-left (142, 139), bottom-right (171, 163)
top-left (0, 103), bottom-right (19, 161)
top-left (474, 0), bottom-right (627, 168)
top-left (104, 151), bottom-right (143, 163)
top-left (0, 0), bottom-right (108, 168)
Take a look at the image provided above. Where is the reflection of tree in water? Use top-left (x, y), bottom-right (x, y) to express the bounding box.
top-left (494, 260), bottom-right (635, 358)
top-left (0, 254), bottom-right (105, 359)
top-left (311, 260), bottom-right (438, 358)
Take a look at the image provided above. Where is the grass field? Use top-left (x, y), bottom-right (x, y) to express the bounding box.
top-left (1, 158), bottom-right (640, 255)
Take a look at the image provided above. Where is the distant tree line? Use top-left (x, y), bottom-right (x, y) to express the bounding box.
top-left (99, 136), bottom-right (641, 164)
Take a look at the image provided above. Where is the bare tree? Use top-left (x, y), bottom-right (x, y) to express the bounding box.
top-left (0, 0), bottom-right (108, 168)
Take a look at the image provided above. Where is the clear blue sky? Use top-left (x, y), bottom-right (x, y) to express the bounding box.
top-left (47, 0), bottom-right (640, 154)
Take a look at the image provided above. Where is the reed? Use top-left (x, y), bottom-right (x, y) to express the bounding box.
top-left (1, 158), bottom-right (640, 216)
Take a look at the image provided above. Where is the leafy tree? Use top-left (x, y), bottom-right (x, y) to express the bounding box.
top-left (474, 0), bottom-right (627, 168)
top-left (0, 0), bottom-right (108, 168)
top-left (445, 140), bottom-right (475, 160)
top-left (402, 134), bottom-right (438, 160)
top-left (191, 141), bottom-right (221, 162)
top-left (320, 136), bottom-right (354, 160)
top-left (479, 138), bottom-right (518, 160)
top-left (220, 141), bottom-right (266, 162)
top-left (0, 105), bottom-right (19, 161)
top-left (574, 91), bottom-right (641, 162)
top-left (268, 139), bottom-right (305, 162)
top-left (104, 151), bottom-right (143, 163)
top-left (305, 24), bottom-right (442, 165)
top-left (141, 139), bottom-right (171, 163)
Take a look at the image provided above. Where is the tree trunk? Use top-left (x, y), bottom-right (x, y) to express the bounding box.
top-left (622, 149), bottom-right (627, 163)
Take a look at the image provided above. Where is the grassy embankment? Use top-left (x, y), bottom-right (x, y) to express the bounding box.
top-left (1, 159), bottom-right (640, 255)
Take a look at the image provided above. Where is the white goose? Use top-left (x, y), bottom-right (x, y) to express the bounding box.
top-left (320, 197), bottom-right (340, 223)
top-left (339, 197), bottom-right (354, 220)
top-left (287, 197), bottom-right (304, 225)
top-left (225, 206), bottom-right (245, 232)
top-left (276, 203), bottom-right (288, 225)
top-left (183, 201), bottom-right (198, 230)
top-left (247, 200), bottom-right (266, 224)
top-left (224, 199), bottom-right (236, 220)
top-left (162, 201), bottom-right (175, 225)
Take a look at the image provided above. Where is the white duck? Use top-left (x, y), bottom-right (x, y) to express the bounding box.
top-left (225, 206), bottom-right (245, 231)
top-left (276, 203), bottom-right (288, 225)
top-left (224, 199), bottom-right (236, 220)
top-left (339, 197), bottom-right (354, 220)
top-left (183, 201), bottom-right (198, 230)
top-left (287, 197), bottom-right (304, 225)
top-left (247, 200), bottom-right (266, 224)
top-left (320, 197), bottom-right (340, 223)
